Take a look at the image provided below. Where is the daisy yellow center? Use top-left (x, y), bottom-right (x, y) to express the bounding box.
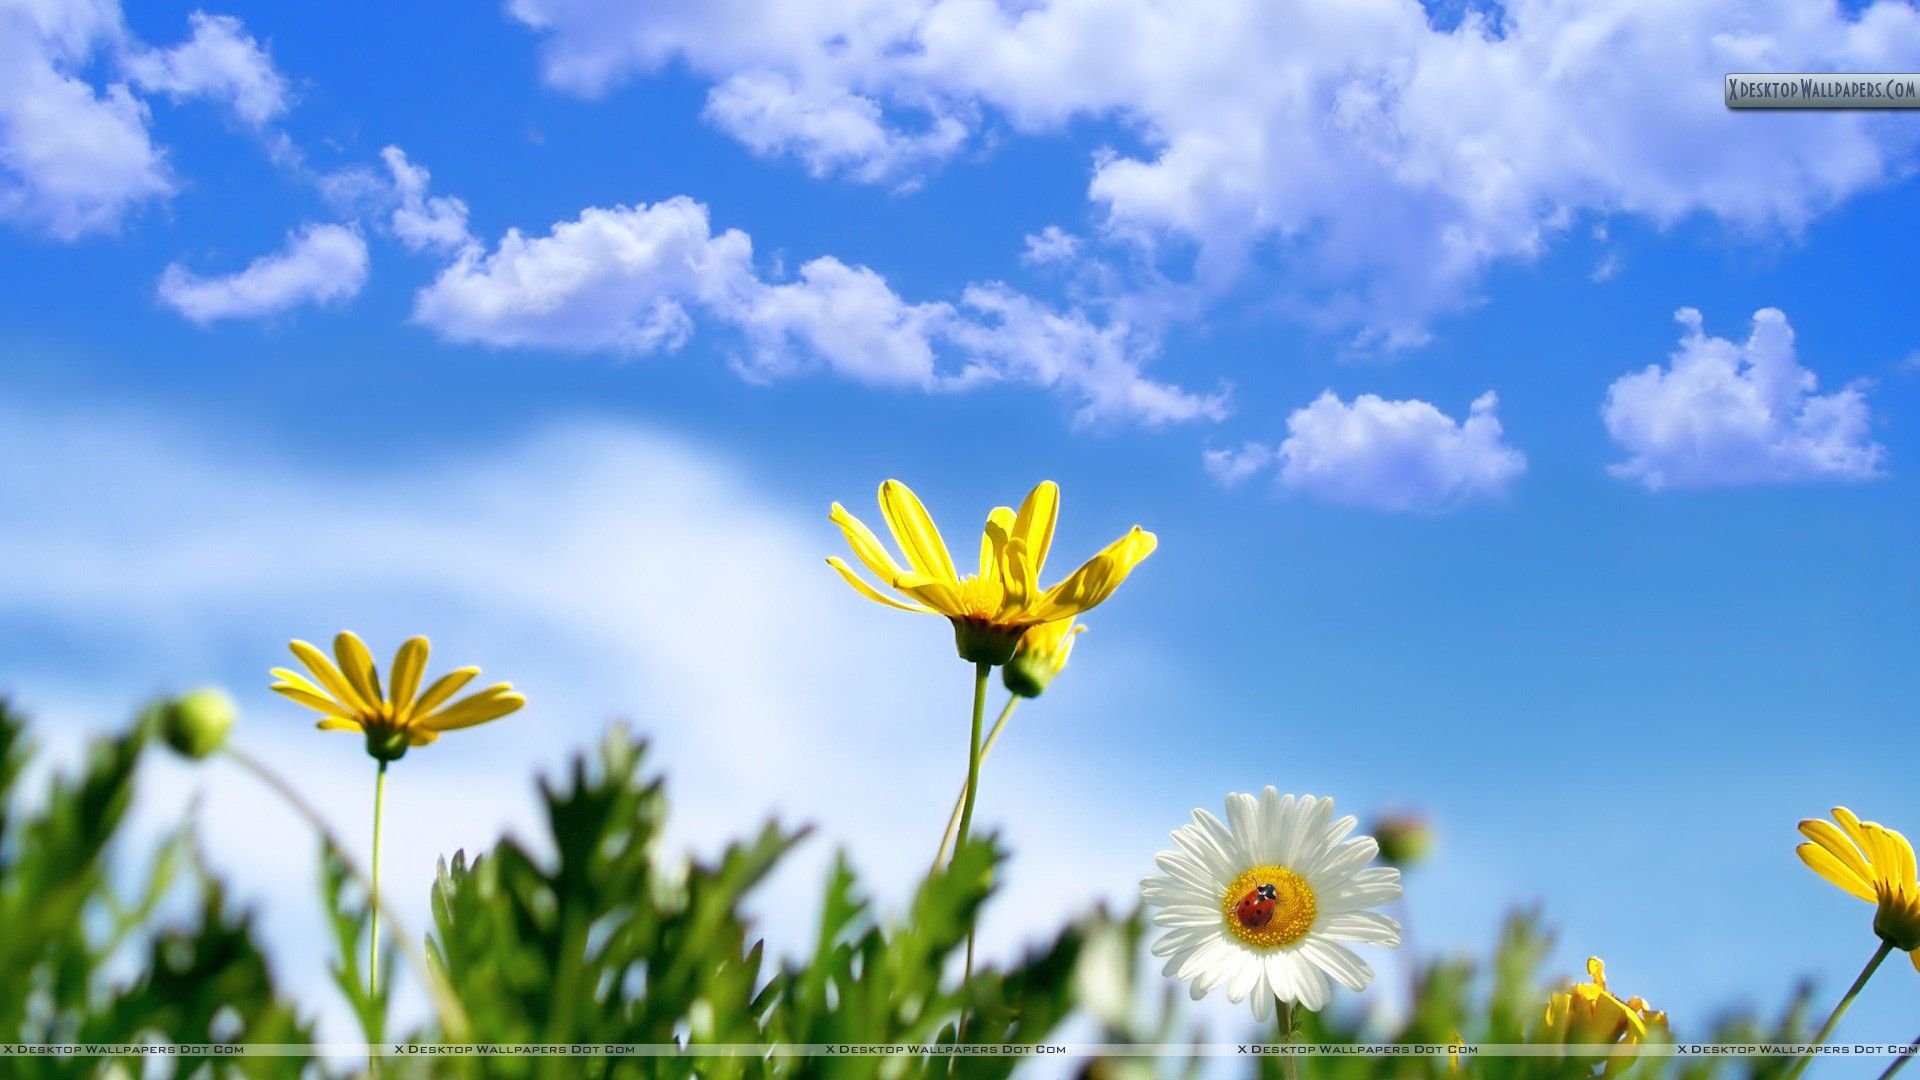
top-left (1221, 865), bottom-right (1316, 949)
top-left (954, 575), bottom-right (1004, 621)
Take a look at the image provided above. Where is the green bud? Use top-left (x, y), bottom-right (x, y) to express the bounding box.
top-left (158, 688), bottom-right (235, 760)
top-left (1002, 650), bottom-right (1058, 698)
top-left (1371, 813), bottom-right (1435, 868)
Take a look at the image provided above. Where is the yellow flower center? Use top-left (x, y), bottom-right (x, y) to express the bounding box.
top-left (954, 575), bottom-right (1005, 622)
top-left (1221, 865), bottom-right (1316, 949)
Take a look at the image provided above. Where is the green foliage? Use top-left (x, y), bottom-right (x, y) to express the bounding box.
top-left (0, 695), bottom-right (1844, 1080)
top-left (425, 724), bottom-right (1098, 1078)
top-left (0, 698), bottom-right (311, 1077)
top-left (322, 847), bottom-right (395, 1048)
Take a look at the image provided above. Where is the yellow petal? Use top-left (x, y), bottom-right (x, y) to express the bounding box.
top-left (979, 506), bottom-right (1015, 580)
top-left (1880, 825), bottom-right (1918, 887)
top-left (827, 557), bottom-right (935, 613)
top-left (271, 682), bottom-right (357, 721)
top-left (270, 667), bottom-right (331, 701)
top-left (315, 717), bottom-right (361, 733)
top-left (1800, 818), bottom-right (1874, 886)
top-left (333, 632), bottom-right (383, 711)
top-left (388, 636), bottom-right (429, 719)
top-left (288, 640), bottom-right (363, 711)
top-left (1833, 807), bottom-right (1874, 856)
top-left (831, 502), bottom-right (915, 586)
top-left (1863, 824), bottom-right (1918, 890)
top-left (1011, 481), bottom-right (1059, 577)
top-left (421, 687), bottom-right (525, 731)
top-left (407, 728), bottom-right (440, 746)
top-left (996, 535), bottom-right (1034, 617)
top-left (1030, 526), bottom-right (1157, 622)
top-left (411, 666), bottom-right (480, 717)
top-left (877, 480), bottom-right (957, 583)
top-left (1798, 842), bottom-right (1876, 902)
top-left (1911, 949), bottom-right (1919, 974)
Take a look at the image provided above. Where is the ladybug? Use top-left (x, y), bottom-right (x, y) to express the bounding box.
top-left (1235, 882), bottom-right (1279, 929)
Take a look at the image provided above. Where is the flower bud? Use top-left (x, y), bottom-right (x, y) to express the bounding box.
top-left (1370, 812), bottom-right (1435, 868)
top-left (158, 688), bottom-right (235, 760)
top-left (1003, 620), bottom-right (1085, 698)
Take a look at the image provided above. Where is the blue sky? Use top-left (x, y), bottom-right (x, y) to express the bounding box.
top-left (3, 0), bottom-right (1919, 1065)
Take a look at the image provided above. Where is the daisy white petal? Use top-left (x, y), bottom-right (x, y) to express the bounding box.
top-left (1300, 938), bottom-right (1375, 992)
top-left (1320, 911), bottom-right (1402, 946)
top-left (1309, 835), bottom-right (1382, 889)
top-left (1140, 789), bottom-right (1403, 1021)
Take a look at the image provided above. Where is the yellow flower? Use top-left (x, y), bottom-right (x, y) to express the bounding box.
top-left (271, 632), bottom-right (524, 761)
top-left (1543, 957), bottom-right (1667, 1045)
top-left (1003, 618), bottom-right (1084, 698)
top-left (828, 479), bottom-right (1156, 665)
top-left (1798, 807), bottom-right (1920, 967)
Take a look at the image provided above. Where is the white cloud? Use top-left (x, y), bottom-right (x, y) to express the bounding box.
top-left (1602, 307), bottom-right (1884, 489)
top-left (508, 0), bottom-right (1920, 344)
top-left (157, 223), bottom-right (369, 324)
top-left (380, 146), bottom-right (474, 255)
top-left (0, 0), bottom-right (168, 239)
top-left (736, 255), bottom-right (948, 386)
top-left (703, 71), bottom-right (966, 185)
top-left (1213, 391), bottom-right (1525, 512)
top-left (1201, 442), bottom-right (1276, 487)
top-left (123, 11), bottom-right (288, 128)
top-left (0, 395), bottom-right (1184, 1042)
top-left (947, 283), bottom-right (1228, 426)
top-left (412, 198), bottom-right (754, 353)
top-left (1021, 225), bottom-right (1080, 266)
top-left (0, 1), bottom-right (290, 239)
top-left (412, 198), bottom-right (1225, 426)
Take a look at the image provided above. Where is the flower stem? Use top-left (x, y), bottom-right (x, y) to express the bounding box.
top-left (1785, 940), bottom-right (1895, 1080)
top-left (370, 759), bottom-right (388, 1006)
top-left (933, 695), bottom-right (1019, 872)
top-left (1282, 1000), bottom-right (1301, 1080)
top-left (949, 662), bottom-right (990, 1065)
top-left (951, 662), bottom-right (991, 865)
top-left (221, 747), bottom-right (470, 1041)
top-left (1877, 1035), bottom-right (1919, 1080)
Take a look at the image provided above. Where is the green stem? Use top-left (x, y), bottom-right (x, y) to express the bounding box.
top-left (1784, 940), bottom-right (1895, 1080)
top-left (933, 695), bottom-right (1019, 872)
top-left (1282, 1000), bottom-right (1301, 1080)
top-left (951, 662), bottom-right (991, 865)
top-left (370, 760), bottom-right (388, 1007)
top-left (1877, 1035), bottom-right (1920, 1080)
top-left (949, 662), bottom-right (990, 1065)
top-left (222, 747), bottom-right (470, 1041)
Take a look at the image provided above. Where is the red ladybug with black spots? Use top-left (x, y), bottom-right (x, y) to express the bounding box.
top-left (1236, 882), bottom-right (1279, 929)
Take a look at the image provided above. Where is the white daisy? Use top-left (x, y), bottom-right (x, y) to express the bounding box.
top-left (1140, 788), bottom-right (1403, 1019)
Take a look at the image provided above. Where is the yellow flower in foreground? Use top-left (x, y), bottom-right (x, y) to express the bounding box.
top-left (272, 632), bottom-right (524, 761)
top-left (1542, 958), bottom-right (1667, 1045)
top-left (828, 479), bottom-right (1156, 664)
top-left (1003, 618), bottom-right (1084, 698)
top-left (1798, 807), bottom-right (1920, 968)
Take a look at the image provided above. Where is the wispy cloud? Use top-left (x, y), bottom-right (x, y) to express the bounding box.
top-left (157, 223), bottom-right (369, 324)
top-left (412, 198), bottom-right (1227, 426)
